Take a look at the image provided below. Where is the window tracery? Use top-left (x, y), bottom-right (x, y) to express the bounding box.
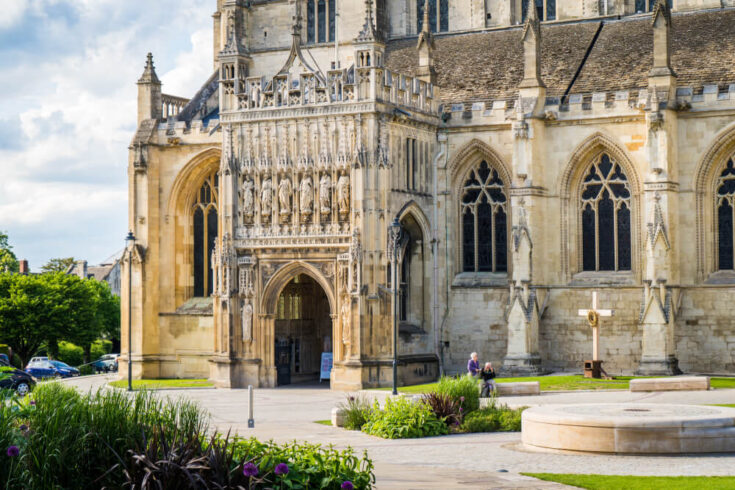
top-left (417, 0), bottom-right (448, 33)
top-left (716, 158), bottom-right (735, 270)
top-left (306, 0), bottom-right (335, 44)
top-left (460, 161), bottom-right (507, 273)
top-left (580, 153), bottom-right (631, 272)
top-left (522, 0), bottom-right (556, 22)
top-left (193, 170), bottom-right (219, 297)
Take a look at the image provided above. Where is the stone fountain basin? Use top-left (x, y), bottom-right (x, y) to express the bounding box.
top-left (521, 404), bottom-right (735, 454)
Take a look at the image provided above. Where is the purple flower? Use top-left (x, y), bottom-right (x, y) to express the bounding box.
top-left (341, 481), bottom-right (354, 490)
top-left (460, 396), bottom-right (465, 402)
top-left (459, 407), bottom-right (463, 412)
top-left (6, 445), bottom-right (19, 457)
top-left (274, 463), bottom-right (289, 476)
top-left (19, 424), bottom-right (28, 431)
top-left (29, 400), bottom-right (36, 406)
top-left (242, 462), bottom-right (259, 477)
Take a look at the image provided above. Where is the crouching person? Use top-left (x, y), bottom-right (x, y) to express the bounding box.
top-left (479, 362), bottom-right (496, 397)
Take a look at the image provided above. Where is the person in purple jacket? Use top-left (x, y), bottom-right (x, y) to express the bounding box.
top-left (467, 352), bottom-right (480, 377)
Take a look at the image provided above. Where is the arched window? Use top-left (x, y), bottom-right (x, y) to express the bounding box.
top-left (716, 158), bottom-right (735, 270)
top-left (417, 0), bottom-right (449, 33)
top-left (635, 0), bottom-right (672, 13)
top-left (460, 161), bottom-right (507, 273)
top-left (193, 170), bottom-right (219, 297)
top-left (306, 0), bottom-right (335, 44)
top-left (521, 0), bottom-right (556, 22)
top-left (580, 153), bottom-right (631, 272)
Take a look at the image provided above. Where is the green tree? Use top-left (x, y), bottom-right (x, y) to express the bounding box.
top-left (0, 231), bottom-right (18, 273)
top-left (40, 257), bottom-right (75, 273)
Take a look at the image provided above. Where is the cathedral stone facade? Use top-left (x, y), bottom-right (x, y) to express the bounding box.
top-left (122, 0), bottom-right (735, 389)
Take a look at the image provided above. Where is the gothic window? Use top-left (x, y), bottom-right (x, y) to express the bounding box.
top-left (522, 0), bottom-right (555, 21)
top-left (417, 0), bottom-right (449, 33)
top-left (460, 161), bottom-right (508, 273)
top-left (580, 153), bottom-right (632, 272)
top-left (636, 0), bottom-right (672, 12)
top-left (405, 138), bottom-right (417, 190)
top-left (716, 158), bottom-right (735, 270)
top-left (306, 0), bottom-right (335, 44)
top-left (193, 170), bottom-right (219, 297)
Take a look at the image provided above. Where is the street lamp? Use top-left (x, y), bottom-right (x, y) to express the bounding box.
top-left (125, 231), bottom-right (136, 392)
top-left (388, 217), bottom-right (403, 396)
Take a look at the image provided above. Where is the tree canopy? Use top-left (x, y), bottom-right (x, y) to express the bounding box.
top-left (40, 257), bottom-right (76, 273)
top-left (0, 272), bottom-right (120, 365)
top-left (0, 231), bottom-right (18, 273)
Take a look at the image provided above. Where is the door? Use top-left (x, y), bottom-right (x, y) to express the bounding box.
top-left (275, 339), bottom-right (291, 386)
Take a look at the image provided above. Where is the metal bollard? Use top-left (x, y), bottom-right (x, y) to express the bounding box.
top-left (247, 385), bottom-right (255, 428)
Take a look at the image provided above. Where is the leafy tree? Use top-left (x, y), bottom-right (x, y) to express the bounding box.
top-left (41, 257), bottom-right (76, 273)
top-left (0, 231), bottom-right (18, 273)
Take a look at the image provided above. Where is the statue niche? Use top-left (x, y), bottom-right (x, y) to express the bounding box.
top-left (261, 178), bottom-right (273, 220)
top-left (319, 173), bottom-right (331, 216)
top-left (242, 178), bottom-right (254, 223)
top-left (279, 177), bottom-right (292, 221)
top-left (300, 175), bottom-right (313, 219)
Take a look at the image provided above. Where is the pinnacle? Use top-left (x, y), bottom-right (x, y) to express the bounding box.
top-left (137, 52), bottom-right (160, 85)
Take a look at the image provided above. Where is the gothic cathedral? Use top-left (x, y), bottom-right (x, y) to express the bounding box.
top-left (123, 0), bottom-right (735, 388)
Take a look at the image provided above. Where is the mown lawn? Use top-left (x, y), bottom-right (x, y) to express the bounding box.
top-left (108, 378), bottom-right (214, 389)
top-left (523, 473), bottom-right (735, 490)
top-left (375, 375), bottom-right (735, 394)
top-left (314, 419), bottom-right (332, 426)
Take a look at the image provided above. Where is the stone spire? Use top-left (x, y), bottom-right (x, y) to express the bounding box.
top-left (136, 53), bottom-right (162, 124)
top-left (137, 53), bottom-right (160, 85)
top-left (416, 0), bottom-right (436, 84)
top-left (650, 0), bottom-right (675, 80)
top-left (356, 0), bottom-right (382, 43)
top-left (519, 2), bottom-right (544, 90)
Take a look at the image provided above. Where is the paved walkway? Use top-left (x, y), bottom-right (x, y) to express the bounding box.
top-left (64, 376), bottom-right (735, 488)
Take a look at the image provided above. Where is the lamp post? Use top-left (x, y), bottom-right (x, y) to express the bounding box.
top-left (388, 218), bottom-right (403, 396)
top-left (125, 231), bottom-right (136, 392)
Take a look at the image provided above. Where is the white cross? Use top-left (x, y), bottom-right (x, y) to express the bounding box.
top-left (578, 292), bottom-right (614, 361)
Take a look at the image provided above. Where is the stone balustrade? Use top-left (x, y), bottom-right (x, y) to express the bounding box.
top-left (161, 93), bottom-right (190, 120)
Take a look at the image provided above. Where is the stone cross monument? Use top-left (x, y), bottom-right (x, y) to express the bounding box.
top-left (578, 292), bottom-right (614, 378)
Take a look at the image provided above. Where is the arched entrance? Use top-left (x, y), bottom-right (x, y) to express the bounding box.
top-left (274, 274), bottom-right (333, 386)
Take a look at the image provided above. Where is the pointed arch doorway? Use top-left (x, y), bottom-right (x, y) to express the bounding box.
top-left (274, 274), bottom-right (333, 386)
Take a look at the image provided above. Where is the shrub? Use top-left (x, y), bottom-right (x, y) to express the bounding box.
top-left (460, 405), bottom-right (526, 433)
top-left (362, 396), bottom-right (448, 439)
top-left (57, 341), bottom-right (83, 366)
top-left (338, 393), bottom-right (372, 430)
top-left (421, 392), bottom-right (462, 427)
top-left (435, 375), bottom-right (480, 414)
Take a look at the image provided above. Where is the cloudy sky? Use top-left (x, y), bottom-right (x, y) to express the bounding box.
top-left (0, 0), bottom-right (215, 270)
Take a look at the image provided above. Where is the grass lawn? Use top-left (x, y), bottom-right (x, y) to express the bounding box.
top-left (108, 378), bottom-right (214, 389)
top-left (712, 404), bottom-right (735, 408)
top-left (375, 375), bottom-right (735, 394)
top-left (314, 420), bottom-right (332, 426)
top-left (523, 473), bottom-right (735, 489)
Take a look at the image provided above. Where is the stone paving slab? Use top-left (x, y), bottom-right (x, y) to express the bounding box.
top-left (63, 376), bottom-right (735, 486)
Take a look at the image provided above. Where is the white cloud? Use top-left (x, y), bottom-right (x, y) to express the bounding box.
top-left (0, 0), bottom-right (215, 269)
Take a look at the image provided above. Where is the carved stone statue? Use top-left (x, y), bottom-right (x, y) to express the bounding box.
top-left (300, 176), bottom-right (313, 215)
top-left (242, 300), bottom-right (253, 342)
top-left (341, 296), bottom-right (351, 350)
top-left (242, 178), bottom-right (254, 219)
top-left (279, 177), bottom-right (292, 215)
top-left (261, 178), bottom-right (272, 216)
top-left (337, 174), bottom-right (350, 215)
top-left (319, 174), bottom-right (331, 214)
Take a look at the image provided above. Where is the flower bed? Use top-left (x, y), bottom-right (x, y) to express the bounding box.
top-left (0, 384), bottom-right (374, 489)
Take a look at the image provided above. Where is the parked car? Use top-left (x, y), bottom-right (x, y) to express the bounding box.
top-left (28, 356), bottom-right (48, 364)
top-left (0, 353), bottom-right (9, 364)
top-left (49, 360), bottom-right (80, 377)
top-left (25, 359), bottom-right (77, 379)
top-left (92, 354), bottom-right (119, 373)
top-left (0, 358), bottom-right (35, 395)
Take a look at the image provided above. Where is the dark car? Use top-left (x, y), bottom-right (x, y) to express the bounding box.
top-left (0, 359), bottom-right (35, 396)
top-left (26, 359), bottom-right (78, 379)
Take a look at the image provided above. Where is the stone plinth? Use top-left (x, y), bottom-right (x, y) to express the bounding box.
top-left (522, 404), bottom-right (735, 454)
top-left (331, 407), bottom-right (346, 427)
top-left (496, 381), bottom-right (541, 396)
top-left (630, 376), bottom-right (709, 392)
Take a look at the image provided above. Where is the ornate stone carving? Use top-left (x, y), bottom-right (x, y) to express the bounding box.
top-left (337, 174), bottom-right (350, 217)
top-left (349, 229), bottom-right (362, 293)
top-left (242, 178), bottom-right (254, 222)
top-left (300, 175), bottom-right (313, 217)
top-left (241, 299), bottom-right (253, 342)
top-left (279, 177), bottom-right (292, 218)
top-left (341, 294), bottom-right (351, 351)
top-left (319, 173), bottom-right (331, 215)
top-left (261, 178), bottom-right (273, 217)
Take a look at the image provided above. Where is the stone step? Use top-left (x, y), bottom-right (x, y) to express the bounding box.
top-left (629, 376), bottom-right (710, 392)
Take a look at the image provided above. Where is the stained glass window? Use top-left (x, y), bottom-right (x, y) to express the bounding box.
top-left (717, 158), bottom-right (735, 270)
top-left (307, 0), bottom-right (315, 43)
top-left (460, 161), bottom-right (508, 273)
top-left (306, 0), bottom-right (335, 44)
top-left (522, 0), bottom-right (554, 21)
top-left (193, 170), bottom-right (219, 297)
top-left (416, 0), bottom-right (448, 33)
top-left (580, 153), bottom-right (632, 272)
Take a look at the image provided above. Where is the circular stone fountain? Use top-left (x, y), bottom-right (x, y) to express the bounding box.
top-left (522, 404), bottom-right (735, 454)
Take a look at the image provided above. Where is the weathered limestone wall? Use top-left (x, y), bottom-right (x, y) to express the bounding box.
top-left (676, 287), bottom-right (735, 373)
top-left (158, 314), bottom-right (215, 378)
top-left (539, 288), bottom-right (642, 374)
top-left (443, 288), bottom-right (508, 374)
